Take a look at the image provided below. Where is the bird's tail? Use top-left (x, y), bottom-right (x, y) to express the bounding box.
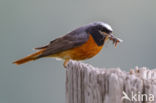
top-left (13, 49), bottom-right (45, 65)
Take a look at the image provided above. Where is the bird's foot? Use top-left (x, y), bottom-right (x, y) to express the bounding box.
top-left (63, 59), bottom-right (70, 68)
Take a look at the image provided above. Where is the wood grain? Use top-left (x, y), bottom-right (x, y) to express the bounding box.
top-left (66, 60), bottom-right (156, 103)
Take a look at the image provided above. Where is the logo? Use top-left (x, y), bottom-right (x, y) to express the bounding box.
top-left (121, 91), bottom-right (154, 102)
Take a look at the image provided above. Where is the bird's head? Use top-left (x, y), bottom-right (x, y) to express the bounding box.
top-left (87, 22), bottom-right (123, 47)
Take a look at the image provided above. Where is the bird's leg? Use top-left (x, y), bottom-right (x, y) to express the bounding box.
top-left (63, 59), bottom-right (70, 68)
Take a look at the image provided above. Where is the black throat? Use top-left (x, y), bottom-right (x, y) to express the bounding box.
top-left (87, 28), bottom-right (105, 46)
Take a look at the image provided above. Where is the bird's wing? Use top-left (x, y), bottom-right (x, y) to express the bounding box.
top-left (36, 29), bottom-right (89, 58)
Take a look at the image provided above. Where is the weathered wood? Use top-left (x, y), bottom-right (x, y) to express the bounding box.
top-left (66, 60), bottom-right (156, 103)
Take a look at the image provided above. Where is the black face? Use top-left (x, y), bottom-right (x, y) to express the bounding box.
top-left (86, 23), bottom-right (112, 46)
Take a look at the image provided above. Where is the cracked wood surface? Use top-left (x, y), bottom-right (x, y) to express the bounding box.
top-left (66, 60), bottom-right (156, 103)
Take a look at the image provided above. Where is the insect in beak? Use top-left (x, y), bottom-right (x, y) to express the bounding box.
top-left (99, 31), bottom-right (123, 47)
top-left (109, 34), bottom-right (123, 48)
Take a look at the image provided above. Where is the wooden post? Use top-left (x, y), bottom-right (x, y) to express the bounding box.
top-left (66, 60), bottom-right (156, 103)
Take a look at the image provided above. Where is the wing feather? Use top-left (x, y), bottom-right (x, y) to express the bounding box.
top-left (37, 27), bottom-right (89, 58)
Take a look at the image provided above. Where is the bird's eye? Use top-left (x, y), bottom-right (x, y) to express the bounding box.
top-left (99, 30), bottom-right (109, 36)
top-left (103, 28), bottom-right (112, 34)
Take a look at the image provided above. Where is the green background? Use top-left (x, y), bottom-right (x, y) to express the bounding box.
top-left (0, 0), bottom-right (156, 103)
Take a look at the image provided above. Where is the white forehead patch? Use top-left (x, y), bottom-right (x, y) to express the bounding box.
top-left (90, 22), bottom-right (113, 31)
top-left (101, 22), bottom-right (113, 31)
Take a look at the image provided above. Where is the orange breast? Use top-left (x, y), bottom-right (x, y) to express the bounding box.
top-left (51, 34), bottom-right (104, 60)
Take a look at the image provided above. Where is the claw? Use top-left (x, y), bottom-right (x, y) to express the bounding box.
top-left (64, 59), bottom-right (70, 68)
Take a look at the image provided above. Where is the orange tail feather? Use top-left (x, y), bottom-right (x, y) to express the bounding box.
top-left (13, 49), bottom-right (45, 65)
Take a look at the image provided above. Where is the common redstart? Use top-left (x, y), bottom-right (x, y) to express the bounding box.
top-left (13, 22), bottom-right (122, 67)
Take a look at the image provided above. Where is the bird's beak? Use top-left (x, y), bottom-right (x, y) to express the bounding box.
top-left (108, 34), bottom-right (123, 48)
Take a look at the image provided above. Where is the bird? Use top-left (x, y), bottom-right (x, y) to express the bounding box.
top-left (13, 22), bottom-right (122, 67)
